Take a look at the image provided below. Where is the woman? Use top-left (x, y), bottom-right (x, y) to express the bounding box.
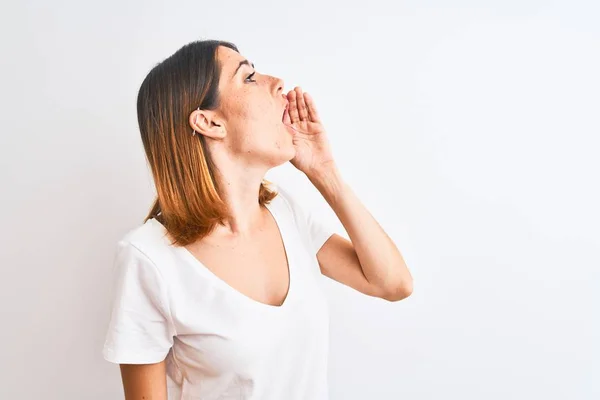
top-left (102, 39), bottom-right (413, 399)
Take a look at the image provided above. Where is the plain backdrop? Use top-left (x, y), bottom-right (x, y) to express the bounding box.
top-left (1, 1), bottom-right (598, 399)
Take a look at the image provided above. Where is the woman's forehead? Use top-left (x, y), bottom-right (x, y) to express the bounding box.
top-left (218, 47), bottom-right (254, 80)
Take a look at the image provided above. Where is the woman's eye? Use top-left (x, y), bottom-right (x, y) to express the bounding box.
top-left (245, 71), bottom-right (256, 82)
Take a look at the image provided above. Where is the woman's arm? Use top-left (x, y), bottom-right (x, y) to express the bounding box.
top-left (119, 360), bottom-right (168, 400)
top-left (284, 87), bottom-right (412, 301)
top-left (309, 164), bottom-right (413, 302)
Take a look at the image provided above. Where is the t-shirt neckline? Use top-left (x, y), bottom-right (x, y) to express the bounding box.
top-left (150, 198), bottom-right (295, 313)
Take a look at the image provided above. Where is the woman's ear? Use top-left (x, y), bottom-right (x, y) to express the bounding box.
top-left (189, 109), bottom-right (226, 139)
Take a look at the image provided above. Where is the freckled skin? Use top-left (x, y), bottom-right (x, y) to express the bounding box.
top-left (193, 46), bottom-right (295, 169)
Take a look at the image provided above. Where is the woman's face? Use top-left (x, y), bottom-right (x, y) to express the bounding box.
top-left (208, 45), bottom-right (295, 168)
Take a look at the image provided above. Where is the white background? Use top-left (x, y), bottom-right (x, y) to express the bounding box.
top-left (1, 1), bottom-right (598, 399)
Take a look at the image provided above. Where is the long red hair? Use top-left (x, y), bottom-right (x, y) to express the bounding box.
top-left (137, 39), bottom-right (277, 247)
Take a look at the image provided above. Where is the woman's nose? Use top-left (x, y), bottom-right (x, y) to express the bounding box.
top-left (273, 76), bottom-right (284, 95)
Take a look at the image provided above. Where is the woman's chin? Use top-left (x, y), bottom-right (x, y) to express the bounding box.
top-left (278, 140), bottom-right (295, 160)
top-left (280, 143), bottom-right (297, 164)
top-left (262, 141), bottom-right (295, 168)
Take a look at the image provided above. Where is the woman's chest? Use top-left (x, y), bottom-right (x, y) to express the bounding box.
top-left (175, 299), bottom-right (328, 375)
top-left (165, 240), bottom-right (329, 376)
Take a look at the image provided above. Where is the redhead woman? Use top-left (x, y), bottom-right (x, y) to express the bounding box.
top-left (102, 39), bottom-right (413, 400)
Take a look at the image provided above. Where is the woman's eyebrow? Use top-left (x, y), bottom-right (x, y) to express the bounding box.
top-left (232, 60), bottom-right (255, 79)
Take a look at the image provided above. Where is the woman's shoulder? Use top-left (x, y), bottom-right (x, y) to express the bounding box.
top-left (268, 181), bottom-right (336, 255)
top-left (114, 218), bottom-right (176, 271)
top-left (267, 181), bottom-right (302, 217)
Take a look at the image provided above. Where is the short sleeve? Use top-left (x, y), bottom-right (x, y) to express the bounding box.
top-left (275, 184), bottom-right (336, 255)
top-left (102, 240), bottom-right (175, 364)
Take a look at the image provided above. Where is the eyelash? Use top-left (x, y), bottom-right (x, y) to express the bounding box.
top-left (245, 71), bottom-right (256, 83)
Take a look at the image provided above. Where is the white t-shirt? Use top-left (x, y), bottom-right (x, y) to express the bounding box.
top-left (102, 183), bottom-right (336, 400)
